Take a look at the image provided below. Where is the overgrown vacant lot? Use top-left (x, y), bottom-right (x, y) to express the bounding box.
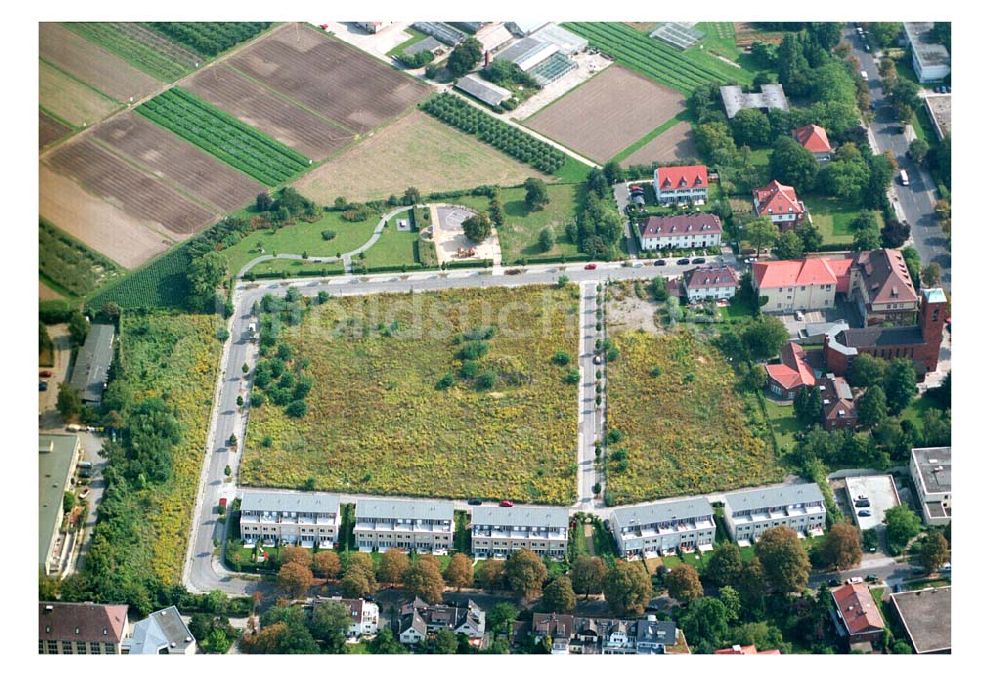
top-left (605, 331), bottom-right (783, 504)
top-left (242, 285), bottom-right (580, 504)
top-left (525, 65), bottom-right (685, 163)
top-left (295, 110), bottom-right (544, 203)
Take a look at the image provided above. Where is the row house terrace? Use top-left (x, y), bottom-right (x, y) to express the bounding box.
top-left (609, 497), bottom-right (716, 559)
top-left (239, 490), bottom-right (340, 549)
top-left (354, 497), bottom-right (454, 554)
top-left (471, 505), bottom-right (569, 559)
top-left (723, 484), bottom-right (826, 545)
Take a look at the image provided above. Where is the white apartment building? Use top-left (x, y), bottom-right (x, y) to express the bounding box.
top-left (638, 214), bottom-right (722, 251)
top-left (684, 266), bottom-right (739, 302)
top-left (903, 23), bottom-right (950, 83)
top-left (609, 497), bottom-right (716, 558)
top-left (239, 490), bottom-right (340, 548)
top-left (471, 506), bottom-right (569, 560)
top-left (354, 498), bottom-right (454, 554)
top-left (723, 484), bottom-right (827, 545)
top-left (315, 597), bottom-right (379, 638)
top-left (910, 447), bottom-right (951, 525)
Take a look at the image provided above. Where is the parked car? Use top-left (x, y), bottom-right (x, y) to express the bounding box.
top-left (848, 576), bottom-right (864, 584)
top-left (940, 562), bottom-right (951, 572)
top-left (794, 310), bottom-right (805, 321)
top-left (653, 259), bottom-right (666, 266)
top-left (692, 257), bottom-right (706, 264)
top-left (865, 575), bottom-right (879, 583)
top-left (631, 261), bottom-right (644, 268)
top-left (39, 381), bottom-right (48, 392)
top-left (39, 370), bottom-right (53, 378)
top-left (677, 258), bottom-right (691, 265)
top-left (863, 41), bottom-right (871, 52)
top-left (593, 355), bottom-right (603, 365)
top-left (467, 498), bottom-right (483, 506)
top-left (827, 577), bottom-right (841, 586)
top-left (860, 70), bottom-right (869, 81)
top-left (79, 488), bottom-right (90, 500)
top-left (584, 263), bottom-right (598, 270)
top-left (499, 500), bottom-right (514, 507)
top-left (858, 509), bottom-right (872, 517)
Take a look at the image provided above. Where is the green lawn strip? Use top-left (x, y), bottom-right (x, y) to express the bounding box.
top-left (609, 114), bottom-right (685, 165)
top-left (805, 195), bottom-right (882, 244)
top-left (224, 211), bottom-right (381, 273)
top-left (693, 22), bottom-right (742, 62)
top-left (62, 22), bottom-right (190, 81)
top-left (248, 258), bottom-right (346, 278)
top-left (763, 398), bottom-right (807, 455)
top-left (356, 221), bottom-right (421, 269)
top-left (386, 29), bottom-right (422, 58)
top-left (552, 156), bottom-right (593, 183)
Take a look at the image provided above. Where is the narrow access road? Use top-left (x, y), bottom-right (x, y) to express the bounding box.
top-left (576, 281), bottom-right (601, 511)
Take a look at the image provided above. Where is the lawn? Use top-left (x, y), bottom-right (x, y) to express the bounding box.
top-left (806, 195), bottom-right (883, 245)
top-left (247, 258), bottom-right (347, 278)
top-left (452, 183), bottom-right (583, 262)
top-left (763, 397), bottom-right (806, 455)
top-left (604, 330), bottom-right (784, 504)
top-left (226, 211), bottom-right (381, 274)
top-left (355, 221), bottom-right (421, 270)
top-left (241, 285), bottom-right (580, 504)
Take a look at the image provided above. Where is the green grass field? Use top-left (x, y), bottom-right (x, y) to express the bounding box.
top-left (356, 221), bottom-right (421, 269)
top-left (241, 285), bottom-right (580, 504)
top-left (247, 258), bottom-right (346, 278)
top-left (806, 195), bottom-right (884, 245)
top-left (87, 245), bottom-right (191, 311)
top-left (763, 398), bottom-right (805, 455)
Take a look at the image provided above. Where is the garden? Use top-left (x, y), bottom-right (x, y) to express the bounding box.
top-left (40, 219), bottom-right (122, 297)
top-left (241, 285), bottom-right (581, 504)
top-left (604, 330), bottom-right (784, 504)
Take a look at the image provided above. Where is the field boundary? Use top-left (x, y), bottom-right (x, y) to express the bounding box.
top-left (610, 114), bottom-right (686, 164)
top-left (39, 57), bottom-right (123, 110)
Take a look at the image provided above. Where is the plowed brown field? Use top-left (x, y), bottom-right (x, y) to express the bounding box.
top-left (39, 110), bottom-right (71, 149)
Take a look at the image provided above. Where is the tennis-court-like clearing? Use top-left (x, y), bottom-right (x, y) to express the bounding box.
top-left (295, 110), bottom-right (544, 203)
top-left (525, 65), bottom-right (685, 163)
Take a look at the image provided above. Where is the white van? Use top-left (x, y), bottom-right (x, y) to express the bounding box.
top-left (860, 70), bottom-right (869, 81)
top-left (899, 169), bottom-right (910, 186)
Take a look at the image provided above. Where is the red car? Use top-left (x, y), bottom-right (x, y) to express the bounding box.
top-left (39, 370), bottom-right (53, 378)
top-left (499, 500), bottom-right (514, 507)
top-left (584, 263), bottom-right (598, 270)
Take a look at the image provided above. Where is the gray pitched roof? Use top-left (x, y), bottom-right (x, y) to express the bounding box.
top-left (240, 490), bottom-right (340, 514)
top-left (68, 323), bottom-right (115, 403)
top-left (455, 74), bottom-right (511, 107)
top-left (725, 483), bottom-right (825, 512)
top-left (356, 497), bottom-right (453, 522)
top-left (612, 497), bottom-right (714, 529)
top-left (126, 606), bottom-right (195, 654)
top-left (472, 505), bottom-right (568, 529)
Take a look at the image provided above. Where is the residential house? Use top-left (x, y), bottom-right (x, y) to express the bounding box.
top-left (910, 446), bottom-right (951, 525)
top-left (39, 433), bottom-right (81, 576)
top-left (683, 265), bottom-right (738, 302)
top-left (902, 23), bottom-right (950, 83)
top-left (652, 165), bottom-right (708, 205)
top-left (792, 124), bottom-right (833, 162)
top-left (752, 180), bottom-right (808, 231)
top-left (848, 248), bottom-right (919, 326)
top-left (716, 644), bottom-right (781, 654)
top-left (68, 322), bottom-right (115, 405)
top-left (39, 602), bottom-right (129, 655)
top-left (353, 497), bottom-right (454, 554)
top-left (765, 342), bottom-right (816, 400)
top-left (239, 490), bottom-right (339, 548)
top-left (817, 375), bottom-right (857, 430)
top-left (122, 606), bottom-right (197, 655)
top-left (720, 83), bottom-right (789, 119)
top-left (635, 617), bottom-right (679, 654)
top-left (832, 584), bottom-right (885, 645)
top-left (824, 288), bottom-right (948, 379)
top-left (315, 597), bottom-right (379, 638)
top-left (602, 620), bottom-right (636, 654)
top-left (397, 597), bottom-right (485, 645)
top-left (471, 505), bottom-right (568, 560)
top-left (531, 613), bottom-right (573, 654)
top-left (752, 255), bottom-right (852, 313)
top-left (609, 497), bottom-right (716, 558)
top-left (639, 213), bottom-right (722, 251)
top-left (889, 587), bottom-right (951, 654)
top-left (722, 483), bottom-right (827, 545)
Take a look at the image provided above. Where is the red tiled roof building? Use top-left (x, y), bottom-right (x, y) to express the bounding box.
top-left (653, 165), bottom-right (708, 205)
top-left (792, 124), bottom-right (833, 161)
top-left (752, 180), bottom-right (808, 231)
top-left (832, 584), bottom-right (885, 644)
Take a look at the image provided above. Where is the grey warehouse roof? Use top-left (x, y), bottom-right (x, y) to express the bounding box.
top-left (126, 606), bottom-right (195, 654)
top-left (357, 497), bottom-right (453, 522)
top-left (890, 587), bottom-right (951, 653)
top-left (720, 84), bottom-right (789, 119)
top-left (612, 497), bottom-right (714, 528)
top-left (725, 483), bottom-right (824, 512)
top-left (69, 322), bottom-right (115, 403)
top-left (472, 505), bottom-right (569, 529)
top-left (455, 74), bottom-right (512, 107)
top-left (240, 490), bottom-right (340, 514)
top-left (912, 446), bottom-right (951, 494)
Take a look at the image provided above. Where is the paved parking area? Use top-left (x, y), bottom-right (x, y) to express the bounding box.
top-left (845, 474), bottom-right (901, 531)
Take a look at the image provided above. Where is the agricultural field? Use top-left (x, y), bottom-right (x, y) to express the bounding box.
top-left (44, 137), bottom-right (215, 238)
top-left (116, 312), bottom-right (222, 583)
top-left (136, 88), bottom-right (312, 186)
top-left (39, 219), bottom-right (122, 297)
top-left (525, 65), bottom-right (685, 163)
top-left (227, 23), bottom-right (429, 134)
top-left (145, 22), bottom-right (272, 57)
top-left (39, 110), bottom-right (71, 150)
top-left (562, 22), bottom-right (753, 94)
top-left (241, 285), bottom-right (580, 504)
top-left (295, 110), bottom-right (545, 203)
top-left (87, 246), bottom-right (191, 311)
top-left (94, 111), bottom-right (265, 212)
top-left (39, 23), bottom-right (161, 103)
top-left (225, 210), bottom-right (381, 274)
top-left (421, 94), bottom-right (567, 174)
top-left (39, 165), bottom-right (173, 269)
top-left (62, 22), bottom-right (198, 82)
top-left (183, 65), bottom-right (352, 161)
top-left (605, 331), bottom-right (784, 504)
top-left (452, 183), bottom-right (583, 262)
top-left (621, 120), bottom-right (698, 166)
top-left (39, 60), bottom-right (120, 128)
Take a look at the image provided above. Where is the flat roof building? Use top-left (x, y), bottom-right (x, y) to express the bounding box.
top-left (889, 587), bottom-right (951, 653)
top-left (910, 446), bottom-right (951, 525)
top-left (609, 497), bottom-right (716, 558)
top-left (902, 23), bottom-right (950, 83)
top-left (720, 84), bottom-right (789, 119)
top-left (471, 505), bottom-right (568, 560)
top-left (123, 606), bottom-right (197, 655)
top-left (39, 433), bottom-right (81, 575)
top-left (68, 322), bottom-right (115, 405)
top-left (239, 490), bottom-right (340, 548)
top-left (354, 497), bottom-right (454, 554)
top-left (723, 483), bottom-right (826, 545)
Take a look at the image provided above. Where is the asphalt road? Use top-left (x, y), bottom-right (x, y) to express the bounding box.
top-left (576, 281), bottom-right (601, 510)
top-left (847, 29), bottom-right (951, 289)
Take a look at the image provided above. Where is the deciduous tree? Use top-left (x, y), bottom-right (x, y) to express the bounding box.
top-left (505, 549), bottom-right (548, 600)
top-left (705, 542), bottom-right (743, 587)
top-left (444, 553), bottom-right (474, 591)
top-left (280, 546), bottom-right (313, 569)
top-left (754, 525), bottom-right (811, 593)
top-left (376, 549), bottom-right (408, 586)
top-left (822, 523), bottom-right (863, 570)
top-left (462, 212), bottom-right (492, 243)
top-left (309, 600), bottom-right (351, 653)
top-left (312, 550), bottom-right (341, 582)
top-left (884, 359), bottom-right (918, 414)
top-left (857, 385), bottom-right (888, 428)
top-left (769, 136), bottom-right (819, 190)
top-left (542, 576), bottom-right (577, 613)
top-left (277, 562), bottom-right (313, 599)
top-left (571, 556), bottom-right (608, 598)
top-left (404, 556), bottom-right (446, 604)
top-left (475, 559), bottom-right (506, 591)
top-left (524, 178), bottom-right (549, 211)
top-left (919, 531), bottom-right (950, 572)
top-left (665, 563), bottom-right (704, 604)
top-left (744, 217), bottom-right (779, 257)
top-left (603, 562), bottom-right (652, 616)
top-left (885, 505), bottom-right (922, 555)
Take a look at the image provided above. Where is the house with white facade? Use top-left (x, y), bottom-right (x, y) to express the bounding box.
top-left (609, 497), bottom-right (716, 558)
top-left (239, 490), bottom-right (340, 548)
top-left (722, 484), bottom-right (827, 545)
top-left (683, 265), bottom-right (739, 302)
top-left (315, 597), bottom-right (379, 638)
top-left (910, 446), bottom-right (951, 525)
top-left (122, 606), bottom-right (197, 655)
top-left (652, 165), bottom-right (708, 205)
top-left (353, 497), bottom-right (454, 554)
top-left (397, 597), bottom-right (485, 645)
top-left (471, 505), bottom-right (568, 559)
top-left (638, 213), bottom-right (722, 251)
top-left (752, 180), bottom-right (808, 231)
top-left (902, 23), bottom-right (950, 82)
